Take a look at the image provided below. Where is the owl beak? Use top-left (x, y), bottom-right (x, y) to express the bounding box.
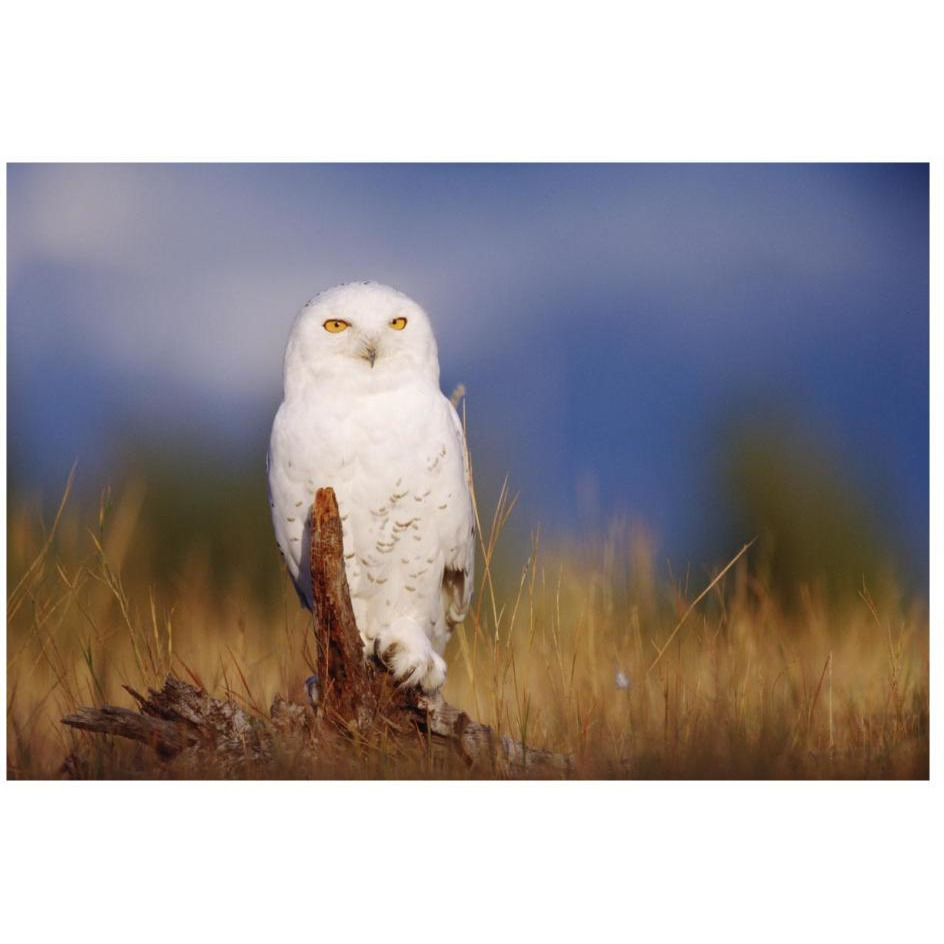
top-left (365, 345), bottom-right (377, 368)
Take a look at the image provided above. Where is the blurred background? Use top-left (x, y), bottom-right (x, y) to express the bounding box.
top-left (6, 163), bottom-right (929, 602)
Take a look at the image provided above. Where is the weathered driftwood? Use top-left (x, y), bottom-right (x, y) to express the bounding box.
top-left (62, 677), bottom-right (274, 771)
top-left (62, 487), bottom-right (570, 777)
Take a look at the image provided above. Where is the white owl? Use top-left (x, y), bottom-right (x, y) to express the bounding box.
top-left (267, 282), bottom-right (475, 692)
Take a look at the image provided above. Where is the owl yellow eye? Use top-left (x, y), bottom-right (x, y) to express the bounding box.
top-left (323, 319), bottom-right (350, 333)
top-left (389, 317), bottom-right (408, 331)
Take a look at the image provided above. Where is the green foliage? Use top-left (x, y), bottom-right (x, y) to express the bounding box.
top-left (114, 442), bottom-right (285, 608)
top-left (720, 422), bottom-right (900, 606)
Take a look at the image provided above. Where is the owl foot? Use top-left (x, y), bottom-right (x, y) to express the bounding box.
top-left (373, 620), bottom-right (446, 693)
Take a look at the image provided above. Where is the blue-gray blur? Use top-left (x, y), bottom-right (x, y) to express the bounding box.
top-left (7, 164), bottom-right (929, 588)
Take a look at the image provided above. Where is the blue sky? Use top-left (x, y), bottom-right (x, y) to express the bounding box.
top-left (6, 163), bottom-right (929, 579)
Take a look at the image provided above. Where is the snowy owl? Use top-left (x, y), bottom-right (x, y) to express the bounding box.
top-left (267, 282), bottom-right (475, 692)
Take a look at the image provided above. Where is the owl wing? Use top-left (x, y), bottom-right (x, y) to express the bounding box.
top-left (267, 401), bottom-right (315, 608)
top-left (441, 398), bottom-right (475, 628)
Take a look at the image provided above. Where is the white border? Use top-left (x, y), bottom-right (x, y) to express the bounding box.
top-left (2, 3), bottom-right (941, 942)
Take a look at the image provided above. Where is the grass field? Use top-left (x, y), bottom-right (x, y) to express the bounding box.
top-left (6, 470), bottom-right (929, 779)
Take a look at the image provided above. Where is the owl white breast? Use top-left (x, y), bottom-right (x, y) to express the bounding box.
top-left (267, 282), bottom-right (475, 692)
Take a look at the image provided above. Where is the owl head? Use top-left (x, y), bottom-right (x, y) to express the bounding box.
top-left (283, 282), bottom-right (440, 394)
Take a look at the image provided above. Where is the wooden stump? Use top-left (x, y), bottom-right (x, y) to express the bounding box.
top-left (61, 487), bottom-right (571, 777)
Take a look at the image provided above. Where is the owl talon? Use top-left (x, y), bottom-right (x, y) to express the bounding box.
top-left (373, 638), bottom-right (399, 670)
top-left (374, 621), bottom-right (446, 693)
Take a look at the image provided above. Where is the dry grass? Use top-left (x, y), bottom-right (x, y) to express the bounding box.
top-left (6, 472), bottom-right (928, 779)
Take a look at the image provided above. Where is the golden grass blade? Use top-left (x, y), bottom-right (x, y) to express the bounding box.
top-left (647, 538), bottom-right (756, 674)
top-left (7, 462), bottom-right (77, 619)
